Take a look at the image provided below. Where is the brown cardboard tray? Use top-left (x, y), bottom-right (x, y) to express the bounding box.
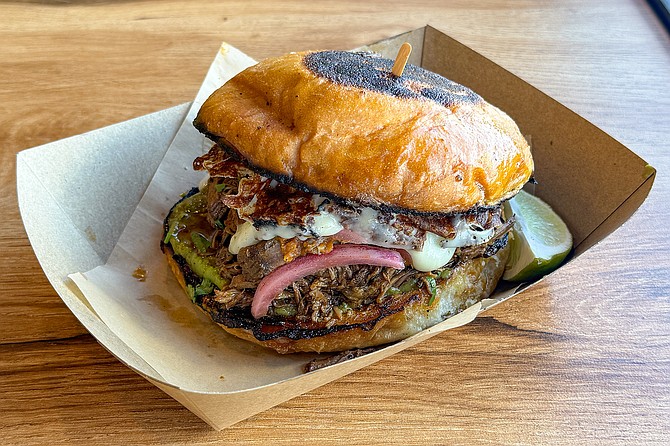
top-left (17, 26), bottom-right (655, 429)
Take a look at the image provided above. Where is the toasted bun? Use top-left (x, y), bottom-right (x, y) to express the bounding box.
top-left (194, 50), bottom-right (533, 213)
top-left (165, 241), bottom-right (509, 354)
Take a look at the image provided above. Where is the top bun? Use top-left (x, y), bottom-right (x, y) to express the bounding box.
top-left (194, 50), bottom-right (534, 214)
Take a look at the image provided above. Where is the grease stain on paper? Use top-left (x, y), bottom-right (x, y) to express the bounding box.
top-left (85, 226), bottom-right (97, 242)
top-left (139, 294), bottom-right (232, 349)
top-left (140, 294), bottom-right (196, 327)
top-left (132, 266), bottom-right (147, 282)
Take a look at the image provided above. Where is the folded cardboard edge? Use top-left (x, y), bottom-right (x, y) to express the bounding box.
top-left (357, 26), bottom-right (425, 64)
top-left (575, 167), bottom-right (656, 256)
top-left (370, 25), bottom-right (655, 253)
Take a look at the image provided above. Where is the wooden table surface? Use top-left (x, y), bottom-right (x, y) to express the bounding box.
top-left (2, 0), bottom-right (669, 444)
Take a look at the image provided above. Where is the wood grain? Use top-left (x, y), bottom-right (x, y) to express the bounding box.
top-left (1, 0), bottom-right (669, 444)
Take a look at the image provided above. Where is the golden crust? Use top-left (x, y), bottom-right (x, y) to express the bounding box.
top-left (194, 51), bottom-right (533, 213)
top-left (165, 242), bottom-right (509, 354)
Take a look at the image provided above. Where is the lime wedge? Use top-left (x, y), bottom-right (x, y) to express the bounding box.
top-left (503, 190), bottom-right (573, 282)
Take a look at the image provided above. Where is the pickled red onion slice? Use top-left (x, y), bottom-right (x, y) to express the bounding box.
top-left (332, 228), bottom-right (369, 244)
top-left (251, 244), bottom-right (405, 318)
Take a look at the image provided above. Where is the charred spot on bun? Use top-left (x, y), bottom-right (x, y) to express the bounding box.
top-left (161, 50), bottom-right (534, 354)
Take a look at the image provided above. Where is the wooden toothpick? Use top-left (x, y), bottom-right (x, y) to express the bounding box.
top-left (391, 42), bottom-right (412, 77)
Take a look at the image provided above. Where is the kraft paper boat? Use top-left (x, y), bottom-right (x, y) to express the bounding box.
top-left (17, 26), bottom-right (655, 429)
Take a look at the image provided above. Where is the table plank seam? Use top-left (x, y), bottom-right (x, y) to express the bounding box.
top-left (0, 333), bottom-right (91, 348)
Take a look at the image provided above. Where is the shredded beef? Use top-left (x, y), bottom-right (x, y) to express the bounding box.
top-left (237, 236), bottom-right (336, 287)
top-left (237, 239), bottom-right (285, 283)
top-left (454, 216), bottom-right (514, 263)
top-left (267, 265), bottom-right (427, 325)
top-left (303, 347), bottom-right (379, 373)
top-left (395, 205), bottom-right (503, 239)
top-left (207, 176), bottom-right (239, 227)
top-left (200, 146), bottom-right (320, 227)
top-left (213, 287), bottom-right (253, 311)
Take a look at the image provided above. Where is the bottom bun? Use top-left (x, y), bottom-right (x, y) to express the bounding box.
top-left (165, 243), bottom-right (509, 354)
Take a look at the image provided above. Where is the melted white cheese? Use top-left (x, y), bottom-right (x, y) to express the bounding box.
top-left (227, 193), bottom-right (496, 271)
top-left (406, 233), bottom-right (457, 272)
top-left (228, 213), bottom-right (343, 255)
top-left (310, 213), bottom-right (344, 237)
top-left (442, 219), bottom-right (495, 248)
top-left (404, 219), bottom-right (494, 272)
top-left (229, 221), bottom-right (296, 254)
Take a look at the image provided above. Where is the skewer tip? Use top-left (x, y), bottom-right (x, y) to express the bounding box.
top-left (391, 42), bottom-right (412, 77)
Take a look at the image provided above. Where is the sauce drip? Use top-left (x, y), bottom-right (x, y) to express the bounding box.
top-left (132, 266), bottom-right (147, 282)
